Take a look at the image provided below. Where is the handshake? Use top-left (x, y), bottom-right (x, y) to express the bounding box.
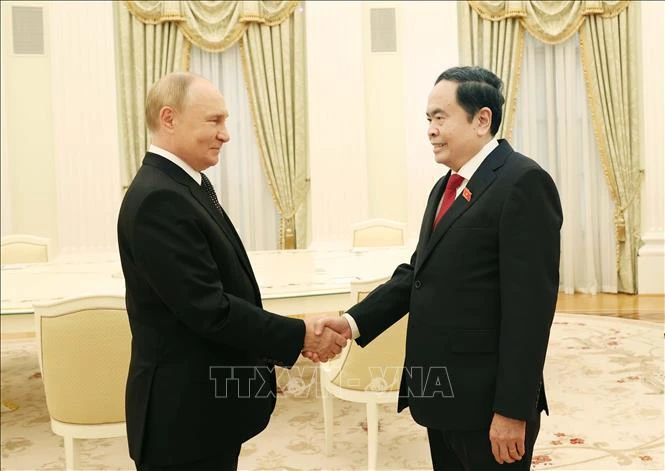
top-left (301, 315), bottom-right (353, 362)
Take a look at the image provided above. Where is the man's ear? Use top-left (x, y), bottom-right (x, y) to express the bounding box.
top-left (476, 107), bottom-right (492, 136)
top-left (159, 106), bottom-right (176, 131)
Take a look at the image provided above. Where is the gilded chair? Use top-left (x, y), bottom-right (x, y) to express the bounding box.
top-left (351, 219), bottom-right (406, 248)
top-left (33, 295), bottom-right (130, 470)
top-left (319, 276), bottom-right (408, 470)
top-left (1, 234), bottom-right (51, 264)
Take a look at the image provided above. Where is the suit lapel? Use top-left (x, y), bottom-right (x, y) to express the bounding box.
top-left (143, 153), bottom-right (261, 301)
top-left (423, 175), bottom-right (447, 242)
top-left (415, 141), bottom-right (511, 274)
top-left (189, 185), bottom-right (259, 289)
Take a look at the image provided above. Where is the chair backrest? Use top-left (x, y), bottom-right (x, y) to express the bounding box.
top-left (33, 296), bottom-right (130, 425)
top-left (1, 234), bottom-right (51, 264)
top-left (351, 219), bottom-right (406, 248)
top-left (330, 277), bottom-right (407, 392)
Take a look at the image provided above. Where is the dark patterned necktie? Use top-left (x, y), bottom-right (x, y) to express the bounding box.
top-left (200, 173), bottom-right (225, 216)
top-left (200, 172), bottom-right (253, 273)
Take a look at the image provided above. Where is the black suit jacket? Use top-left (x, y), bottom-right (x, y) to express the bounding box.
top-left (348, 140), bottom-right (562, 431)
top-left (117, 153), bottom-right (305, 466)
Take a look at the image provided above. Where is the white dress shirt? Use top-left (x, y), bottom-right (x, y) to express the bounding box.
top-left (148, 144), bottom-right (202, 185)
top-left (435, 138), bottom-right (499, 213)
top-left (343, 138), bottom-right (499, 339)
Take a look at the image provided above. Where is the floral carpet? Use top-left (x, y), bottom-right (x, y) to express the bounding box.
top-left (1, 313), bottom-right (662, 470)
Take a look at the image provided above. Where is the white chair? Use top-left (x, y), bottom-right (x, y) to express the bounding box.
top-left (0, 235), bottom-right (52, 414)
top-left (33, 295), bottom-right (130, 470)
top-left (1, 234), bottom-right (51, 264)
top-left (351, 219), bottom-right (406, 248)
top-left (319, 277), bottom-right (408, 470)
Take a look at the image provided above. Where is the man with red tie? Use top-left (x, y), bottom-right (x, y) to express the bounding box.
top-left (309, 66), bottom-right (563, 470)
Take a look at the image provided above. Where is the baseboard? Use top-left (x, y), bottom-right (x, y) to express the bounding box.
top-left (637, 231), bottom-right (665, 294)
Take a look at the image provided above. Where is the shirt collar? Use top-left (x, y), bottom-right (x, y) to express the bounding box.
top-left (148, 144), bottom-right (202, 185)
top-left (453, 138), bottom-right (499, 181)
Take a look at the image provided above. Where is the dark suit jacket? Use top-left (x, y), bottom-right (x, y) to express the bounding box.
top-left (347, 140), bottom-right (562, 431)
top-left (117, 153), bottom-right (305, 466)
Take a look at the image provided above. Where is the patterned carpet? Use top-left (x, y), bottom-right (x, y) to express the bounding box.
top-left (1, 313), bottom-right (662, 470)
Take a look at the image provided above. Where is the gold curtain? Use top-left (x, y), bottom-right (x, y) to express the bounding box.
top-left (579, 7), bottom-right (641, 293)
top-left (468, 0), bottom-right (630, 44)
top-left (124, 0), bottom-right (299, 52)
top-left (239, 9), bottom-right (308, 249)
top-left (114, 1), bottom-right (190, 188)
top-left (462, 0), bottom-right (640, 293)
top-left (458, 3), bottom-right (524, 140)
top-left (116, 1), bottom-right (308, 247)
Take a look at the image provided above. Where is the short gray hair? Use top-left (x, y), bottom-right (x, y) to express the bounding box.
top-left (145, 72), bottom-right (198, 132)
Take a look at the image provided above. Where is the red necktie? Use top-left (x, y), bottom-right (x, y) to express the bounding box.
top-left (433, 173), bottom-right (465, 228)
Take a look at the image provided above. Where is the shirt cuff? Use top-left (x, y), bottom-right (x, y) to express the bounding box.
top-left (342, 313), bottom-right (360, 340)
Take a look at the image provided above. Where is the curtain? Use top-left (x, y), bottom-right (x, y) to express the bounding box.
top-left (189, 44), bottom-right (280, 250)
top-left (115, 1), bottom-right (306, 247)
top-left (113, 1), bottom-right (189, 188)
top-left (467, 1), bottom-right (630, 44)
top-left (458, 2), bottom-right (524, 139)
top-left (579, 7), bottom-right (641, 293)
top-left (463, 0), bottom-right (639, 293)
top-left (240, 8), bottom-right (308, 249)
top-left (512, 33), bottom-right (617, 294)
top-left (124, 0), bottom-right (299, 51)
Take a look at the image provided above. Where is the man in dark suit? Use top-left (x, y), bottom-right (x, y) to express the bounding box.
top-left (309, 66), bottom-right (562, 469)
top-left (117, 72), bottom-right (347, 471)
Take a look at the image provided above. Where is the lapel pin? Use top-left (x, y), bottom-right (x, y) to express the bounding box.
top-left (462, 187), bottom-right (472, 202)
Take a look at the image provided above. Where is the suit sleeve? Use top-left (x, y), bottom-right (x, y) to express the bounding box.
top-left (347, 251), bottom-right (415, 347)
top-left (347, 179), bottom-right (441, 347)
top-left (131, 189), bottom-right (305, 367)
top-left (494, 167), bottom-right (562, 420)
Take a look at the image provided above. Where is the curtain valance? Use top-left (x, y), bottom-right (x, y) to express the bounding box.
top-left (468, 1), bottom-right (629, 43)
top-left (124, 1), bottom-right (299, 52)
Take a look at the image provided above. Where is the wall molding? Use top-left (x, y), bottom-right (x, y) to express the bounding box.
top-left (637, 0), bottom-right (664, 294)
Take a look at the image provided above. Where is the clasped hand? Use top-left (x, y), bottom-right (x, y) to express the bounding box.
top-left (302, 316), bottom-right (352, 362)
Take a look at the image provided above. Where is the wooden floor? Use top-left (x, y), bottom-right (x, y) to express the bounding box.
top-left (556, 293), bottom-right (664, 323)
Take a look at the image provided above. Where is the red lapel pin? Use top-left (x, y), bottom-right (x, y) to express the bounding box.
top-left (462, 187), bottom-right (472, 202)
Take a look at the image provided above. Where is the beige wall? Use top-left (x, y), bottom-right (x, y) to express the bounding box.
top-left (49, 1), bottom-right (122, 254)
top-left (362, 1), bottom-right (407, 222)
top-left (1, 1), bottom-right (59, 249)
top-left (0, 1), bottom-right (123, 254)
top-left (306, 0), bottom-right (459, 247)
top-left (305, 1), bottom-right (369, 247)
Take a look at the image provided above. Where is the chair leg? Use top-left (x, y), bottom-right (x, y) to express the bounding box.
top-left (366, 402), bottom-right (378, 471)
top-left (321, 377), bottom-right (334, 456)
top-left (63, 435), bottom-right (80, 470)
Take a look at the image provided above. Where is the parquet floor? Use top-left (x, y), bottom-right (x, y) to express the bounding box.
top-left (556, 293), bottom-right (664, 323)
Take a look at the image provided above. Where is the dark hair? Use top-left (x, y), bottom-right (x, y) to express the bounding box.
top-left (435, 66), bottom-right (505, 135)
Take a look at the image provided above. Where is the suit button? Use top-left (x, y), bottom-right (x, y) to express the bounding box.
top-left (414, 280), bottom-right (422, 289)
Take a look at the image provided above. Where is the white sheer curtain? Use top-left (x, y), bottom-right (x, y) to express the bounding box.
top-left (512, 33), bottom-right (617, 294)
top-left (189, 44), bottom-right (280, 250)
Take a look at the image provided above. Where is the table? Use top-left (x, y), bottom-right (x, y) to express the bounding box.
top-left (1, 247), bottom-right (412, 316)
